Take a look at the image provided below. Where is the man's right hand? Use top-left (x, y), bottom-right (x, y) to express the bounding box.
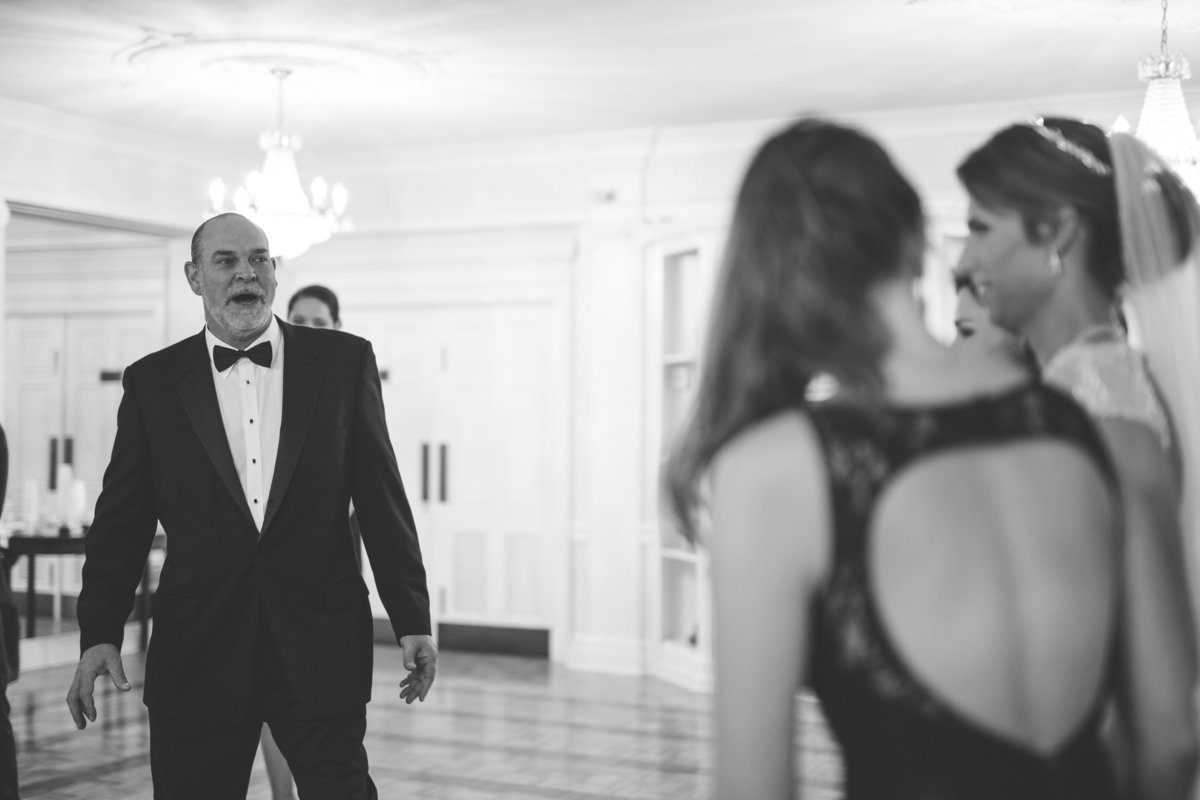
top-left (66, 643), bottom-right (132, 729)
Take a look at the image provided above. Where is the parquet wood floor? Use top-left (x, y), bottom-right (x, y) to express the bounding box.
top-left (9, 644), bottom-right (843, 799)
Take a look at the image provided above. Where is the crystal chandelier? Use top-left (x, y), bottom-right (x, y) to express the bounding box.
top-left (206, 68), bottom-right (349, 260)
top-left (1134, 0), bottom-right (1200, 189)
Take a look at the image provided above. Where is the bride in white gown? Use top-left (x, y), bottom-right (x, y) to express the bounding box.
top-left (956, 116), bottom-right (1200, 800)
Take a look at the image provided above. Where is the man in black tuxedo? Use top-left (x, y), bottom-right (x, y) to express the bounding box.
top-left (0, 420), bottom-right (16, 800)
top-left (66, 213), bottom-right (435, 799)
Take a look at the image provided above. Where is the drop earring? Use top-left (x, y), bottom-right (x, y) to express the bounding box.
top-left (1047, 249), bottom-right (1063, 278)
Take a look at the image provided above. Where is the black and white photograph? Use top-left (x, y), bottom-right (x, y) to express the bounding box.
top-left (2, 1), bottom-right (1200, 798)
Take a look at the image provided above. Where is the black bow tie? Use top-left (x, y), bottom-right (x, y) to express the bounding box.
top-left (213, 341), bottom-right (272, 372)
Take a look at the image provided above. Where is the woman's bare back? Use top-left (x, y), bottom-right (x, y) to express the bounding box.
top-left (869, 441), bottom-right (1117, 754)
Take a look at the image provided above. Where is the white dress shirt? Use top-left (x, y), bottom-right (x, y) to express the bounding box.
top-left (204, 318), bottom-right (284, 531)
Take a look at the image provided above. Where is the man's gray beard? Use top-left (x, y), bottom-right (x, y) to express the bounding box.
top-left (205, 296), bottom-right (271, 337)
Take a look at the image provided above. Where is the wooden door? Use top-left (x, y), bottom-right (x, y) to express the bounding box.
top-left (434, 303), bottom-right (554, 631)
top-left (356, 300), bottom-right (561, 638)
top-left (63, 314), bottom-right (157, 505)
top-left (353, 310), bottom-right (439, 622)
top-left (3, 316), bottom-right (65, 525)
top-left (5, 312), bottom-right (157, 601)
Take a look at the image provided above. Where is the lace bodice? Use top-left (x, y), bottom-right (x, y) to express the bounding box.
top-left (1043, 337), bottom-right (1171, 451)
top-left (806, 383), bottom-right (1118, 800)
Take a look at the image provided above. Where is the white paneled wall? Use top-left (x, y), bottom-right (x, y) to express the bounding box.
top-left (278, 225), bottom-right (573, 659)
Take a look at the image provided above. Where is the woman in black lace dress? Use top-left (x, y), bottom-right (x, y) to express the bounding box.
top-left (665, 119), bottom-right (1189, 799)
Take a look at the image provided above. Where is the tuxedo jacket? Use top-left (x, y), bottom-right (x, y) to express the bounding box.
top-left (77, 320), bottom-right (430, 722)
top-left (0, 422), bottom-right (10, 686)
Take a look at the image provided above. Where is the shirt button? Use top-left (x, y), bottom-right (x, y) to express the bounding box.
top-left (253, 499), bottom-right (259, 504)
top-left (252, 458), bottom-right (257, 464)
top-left (250, 419), bottom-right (255, 424)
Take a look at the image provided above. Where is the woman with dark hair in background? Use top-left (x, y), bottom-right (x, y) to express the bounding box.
top-left (287, 284), bottom-right (342, 330)
top-left (957, 117), bottom-right (1200, 799)
top-left (666, 117), bottom-right (1175, 798)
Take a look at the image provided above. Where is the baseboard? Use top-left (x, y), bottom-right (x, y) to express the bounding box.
top-left (437, 623), bottom-right (550, 658)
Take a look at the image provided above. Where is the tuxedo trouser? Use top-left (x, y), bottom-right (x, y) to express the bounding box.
top-left (0, 684), bottom-right (17, 800)
top-left (150, 610), bottom-right (377, 800)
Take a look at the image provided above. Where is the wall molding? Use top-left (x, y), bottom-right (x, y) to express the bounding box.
top-left (1, 89), bottom-right (1173, 237)
top-left (7, 201), bottom-right (189, 240)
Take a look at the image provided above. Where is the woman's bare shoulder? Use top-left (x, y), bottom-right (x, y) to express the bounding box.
top-left (709, 410), bottom-right (831, 580)
top-left (713, 410), bottom-right (821, 477)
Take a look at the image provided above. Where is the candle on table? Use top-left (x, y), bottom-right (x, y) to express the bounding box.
top-left (55, 464), bottom-right (74, 525)
top-left (21, 479), bottom-right (39, 530)
top-left (69, 479), bottom-right (88, 530)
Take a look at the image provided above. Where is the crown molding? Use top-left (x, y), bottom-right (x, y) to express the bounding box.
top-left (311, 88), bottom-right (1188, 176)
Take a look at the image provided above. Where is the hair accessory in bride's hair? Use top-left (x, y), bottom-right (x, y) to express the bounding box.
top-left (1029, 118), bottom-right (1113, 177)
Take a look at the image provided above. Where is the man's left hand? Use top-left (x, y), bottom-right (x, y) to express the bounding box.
top-left (398, 634), bottom-right (437, 704)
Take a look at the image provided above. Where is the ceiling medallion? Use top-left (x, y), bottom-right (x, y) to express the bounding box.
top-left (114, 27), bottom-right (450, 85)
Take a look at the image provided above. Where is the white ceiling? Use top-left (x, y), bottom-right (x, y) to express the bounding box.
top-left (0, 0), bottom-right (1198, 154)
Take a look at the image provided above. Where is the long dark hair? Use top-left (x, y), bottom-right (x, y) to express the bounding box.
top-left (665, 118), bottom-right (925, 538)
top-left (957, 117), bottom-right (1196, 299)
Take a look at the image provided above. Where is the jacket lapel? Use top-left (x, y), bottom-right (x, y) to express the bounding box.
top-left (262, 321), bottom-right (322, 534)
top-left (175, 332), bottom-right (256, 525)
